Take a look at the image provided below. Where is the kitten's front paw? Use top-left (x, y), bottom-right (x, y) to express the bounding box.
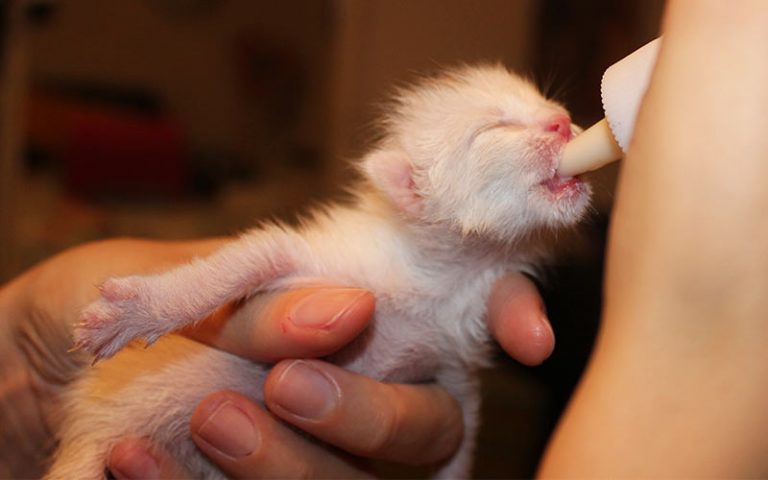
top-left (73, 276), bottom-right (161, 359)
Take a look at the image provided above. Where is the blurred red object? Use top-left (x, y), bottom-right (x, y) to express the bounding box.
top-left (64, 107), bottom-right (185, 197)
top-left (28, 92), bottom-right (186, 198)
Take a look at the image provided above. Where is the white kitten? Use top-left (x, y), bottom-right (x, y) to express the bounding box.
top-left (47, 64), bottom-right (590, 479)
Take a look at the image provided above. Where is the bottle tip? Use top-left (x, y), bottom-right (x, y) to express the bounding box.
top-left (557, 118), bottom-right (624, 177)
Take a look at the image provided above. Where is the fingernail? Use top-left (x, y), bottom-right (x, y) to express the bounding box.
top-left (271, 360), bottom-right (340, 420)
top-left (108, 440), bottom-right (159, 480)
top-left (289, 288), bottom-right (369, 328)
top-left (194, 400), bottom-right (260, 458)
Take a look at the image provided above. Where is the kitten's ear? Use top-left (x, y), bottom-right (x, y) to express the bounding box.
top-left (363, 149), bottom-right (423, 217)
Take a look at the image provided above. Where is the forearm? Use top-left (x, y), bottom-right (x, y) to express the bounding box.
top-left (540, 1), bottom-right (768, 477)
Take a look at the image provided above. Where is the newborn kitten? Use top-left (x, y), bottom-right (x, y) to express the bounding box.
top-left (47, 64), bottom-right (591, 479)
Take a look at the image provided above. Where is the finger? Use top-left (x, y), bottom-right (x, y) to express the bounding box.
top-left (487, 273), bottom-right (554, 366)
top-left (190, 390), bottom-right (369, 479)
top-left (264, 359), bottom-right (463, 465)
top-left (186, 287), bottom-right (375, 362)
top-left (108, 437), bottom-right (191, 479)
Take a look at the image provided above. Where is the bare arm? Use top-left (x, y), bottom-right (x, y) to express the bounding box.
top-left (540, 0), bottom-right (768, 476)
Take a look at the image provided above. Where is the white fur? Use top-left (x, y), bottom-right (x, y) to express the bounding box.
top-left (48, 64), bottom-right (591, 479)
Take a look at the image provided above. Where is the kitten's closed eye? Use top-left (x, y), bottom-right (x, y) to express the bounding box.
top-left (474, 113), bottom-right (572, 142)
top-left (470, 121), bottom-right (526, 144)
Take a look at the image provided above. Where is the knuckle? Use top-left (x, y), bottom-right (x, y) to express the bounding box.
top-left (418, 388), bottom-right (464, 464)
top-left (236, 426), bottom-right (319, 480)
top-left (432, 403), bottom-right (464, 462)
top-left (357, 396), bottom-right (403, 456)
top-left (350, 384), bottom-right (466, 464)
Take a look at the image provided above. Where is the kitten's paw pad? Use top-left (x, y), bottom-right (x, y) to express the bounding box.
top-left (75, 283), bottom-right (162, 359)
top-left (98, 277), bottom-right (141, 301)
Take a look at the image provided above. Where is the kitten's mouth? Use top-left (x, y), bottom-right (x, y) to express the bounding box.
top-left (539, 173), bottom-right (585, 198)
top-left (535, 142), bottom-right (587, 199)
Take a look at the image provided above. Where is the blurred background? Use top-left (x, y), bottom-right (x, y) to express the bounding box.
top-left (0, 0), bottom-right (663, 477)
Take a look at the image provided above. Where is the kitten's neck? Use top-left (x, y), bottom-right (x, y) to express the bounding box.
top-left (353, 184), bottom-right (521, 266)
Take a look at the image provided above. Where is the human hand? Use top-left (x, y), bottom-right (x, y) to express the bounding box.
top-left (0, 239), bottom-right (553, 478)
top-left (106, 272), bottom-right (552, 479)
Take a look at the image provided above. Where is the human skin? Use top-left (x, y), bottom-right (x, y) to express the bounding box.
top-left (538, 0), bottom-right (768, 477)
top-left (0, 237), bottom-right (553, 479)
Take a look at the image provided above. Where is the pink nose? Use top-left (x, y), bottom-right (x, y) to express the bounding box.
top-left (545, 115), bottom-right (572, 140)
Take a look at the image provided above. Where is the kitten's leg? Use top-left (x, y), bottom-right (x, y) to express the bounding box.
top-left (433, 369), bottom-right (481, 480)
top-left (48, 336), bottom-right (260, 479)
top-left (74, 225), bottom-right (306, 359)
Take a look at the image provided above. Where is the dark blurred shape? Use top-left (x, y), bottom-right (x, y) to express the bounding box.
top-left (234, 32), bottom-right (318, 173)
top-left (145, 0), bottom-right (225, 19)
top-left (37, 80), bottom-right (163, 114)
top-left (534, 0), bottom-right (662, 125)
top-left (0, 5), bottom-right (5, 57)
top-left (26, 85), bottom-right (185, 198)
top-left (63, 105), bottom-right (185, 198)
top-left (24, 0), bottom-right (59, 28)
top-left (1, 0), bottom-right (27, 281)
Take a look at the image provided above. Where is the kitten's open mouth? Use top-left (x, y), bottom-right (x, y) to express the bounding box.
top-left (540, 174), bottom-right (584, 197)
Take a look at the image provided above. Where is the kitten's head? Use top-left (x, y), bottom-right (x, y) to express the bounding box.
top-left (363, 64), bottom-right (591, 243)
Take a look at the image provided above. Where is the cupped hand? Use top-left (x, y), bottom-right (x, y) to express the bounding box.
top-left (108, 272), bottom-right (553, 479)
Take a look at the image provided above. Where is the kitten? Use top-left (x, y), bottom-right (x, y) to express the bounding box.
top-left (47, 64), bottom-right (590, 479)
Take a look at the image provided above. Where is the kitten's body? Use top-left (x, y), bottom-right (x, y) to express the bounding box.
top-left (47, 65), bottom-right (590, 479)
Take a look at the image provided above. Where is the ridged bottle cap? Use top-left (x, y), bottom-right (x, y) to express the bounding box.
top-left (602, 37), bottom-right (661, 151)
